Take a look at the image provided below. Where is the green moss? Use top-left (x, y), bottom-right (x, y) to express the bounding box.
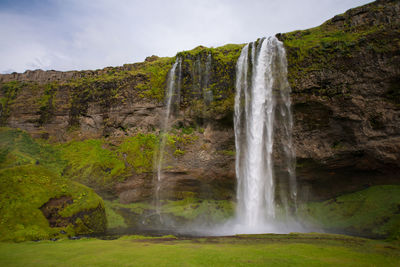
top-left (0, 81), bottom-right (25, 125)
top-left (0, 127), bottom-right (190, 194)
top-left (104, 200), bottom-right (127, 229)
top-left (104, 197), bottom-right (234, 227)
top-left (0, 127), bottom-right (127, 192)
top-left (117, 133), bottom-right (157, 173)
top-left (0, 165), bottom-right (106, 242)
top-left (175, 43), bottom-right (243, 123)
top-left (300, 185), bottom-right (400, 240)
top-left (38, 83), bottom-right (59, 125)
top-left (161, 197), bottom-right (234, 222)
top-left (57, 139), bottom-right (126, 190)
top-left (134, 57), bottom-right (175, 101)
top-left (105, 200), bottom-right (151, 216)
top-left (172, 125), bottom-right (195, 135)
top-left (0, 127), bottom-right (65, 174)
top-left (279, 3), bottom-right (400, 96)
top-left (218, 150), bottom-right (235, 156)
top-left (173, 149), bottom-right (185, 157)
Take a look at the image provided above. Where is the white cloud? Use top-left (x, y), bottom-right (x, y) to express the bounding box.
top-left (0, 0), bottom-right (373, 73)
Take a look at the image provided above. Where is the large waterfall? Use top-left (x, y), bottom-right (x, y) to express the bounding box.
top-left (233, 36), bottom-right (297, 233)
top-left (153, 38), bottom-right (298, 234)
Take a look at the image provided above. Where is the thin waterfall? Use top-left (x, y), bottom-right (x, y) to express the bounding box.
top-left (203, 53), bottom-right (213, 105)
top-left (234, 36), bottom-right (297, 232)
top-left (193, 57), bottom-right (202, 98)
top-left (154, 57), bottom-right (181, 219)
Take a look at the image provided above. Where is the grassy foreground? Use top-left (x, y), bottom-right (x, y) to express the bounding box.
top-left (0, 233), bottom-right (399, 266)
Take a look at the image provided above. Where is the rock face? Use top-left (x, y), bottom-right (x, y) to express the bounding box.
top-left (279, 0), bottom-right (400, 199)
top-left (0, 0), bottom-right (399, 207)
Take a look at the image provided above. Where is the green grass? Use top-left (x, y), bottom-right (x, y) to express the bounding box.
top-left (0, 233), bottom-right (399, 266)
top-left (301, 185), bottom-right (400, 240)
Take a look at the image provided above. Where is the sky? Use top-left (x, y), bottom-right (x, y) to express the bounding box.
top-left (0, 0), bottom-right (373, 73)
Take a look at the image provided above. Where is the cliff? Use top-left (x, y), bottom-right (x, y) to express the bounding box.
top-left (279, 0), bottom-right (400, 199)
top-left (0, 0), bottom-right (399, 238)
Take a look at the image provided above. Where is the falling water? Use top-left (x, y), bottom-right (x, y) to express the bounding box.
top-left (154, 58), bottom-right (181, 219)
top-left (203, 53), bottom-right (213, 105)
top-left (234, 36), bottom-right (297, 233)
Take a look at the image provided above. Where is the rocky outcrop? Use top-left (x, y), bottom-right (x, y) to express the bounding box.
top-left (40, 196), bottom-right (106, 233)
top-left (278, 0), bottom-right (400, 199)
top-left (0, 164), bottom-right (107, 242)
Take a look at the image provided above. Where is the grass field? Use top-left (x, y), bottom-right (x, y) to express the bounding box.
top-left (0, 233), bottom-right (399, 266)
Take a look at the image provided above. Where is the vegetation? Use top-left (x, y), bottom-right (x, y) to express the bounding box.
top-left (57, 139), bottom-right (126, 190)
top-left (280, 2), bottom-right (400, 98)
top-left (0, 233), bottom-right (399, 266)
top-left (300, 185), bottom-right (400, 240)
top-left (0, 127), bottom-right (66, 173)
top-left (133, 57), bottom-right (175, 100)
top-left (0, 81), bottom-right (25, 125)
top-left (103, 200), bottom-right (127, 229)
top-left (0, 165), bottom-right (105, 242)
top-left (38, 82), bottom-right (58, 125)
top-left (0, 127), bottom-right (219, 235)
top-left (161, 197), bottom-right (234, 222)
top-left (176, 43), bottom-right (243, 122)
top-left (103, 196), bottom-right (234, 229)
top-left (118, 133), bottom-right (157, 173)
top-left (104, 200), bottom-right (151, 216)
top-left (57, 129), bottom-right (197, 191)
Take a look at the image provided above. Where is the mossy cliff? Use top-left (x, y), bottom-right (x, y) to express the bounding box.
top-left (0, 0), bottom-right (399, 239)
top-left (277, 0), bottom-right (400, 200)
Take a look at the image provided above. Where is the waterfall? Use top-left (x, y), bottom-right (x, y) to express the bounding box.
top-left (234, 36), bottom-right (297, 232)
top-left (154, 57), bottom-right (181, 219)
top-left (153, 53), bottom-right (213, 226)
top-left (203, 53), bottom-right (213, 105)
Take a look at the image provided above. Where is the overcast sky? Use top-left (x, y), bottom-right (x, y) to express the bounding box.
top-left (0, 0), bottom-right (372, 73)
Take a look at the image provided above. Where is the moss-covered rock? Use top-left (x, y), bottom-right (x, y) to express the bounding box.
top-left (300, 185), bottom-right (400, 240)
top-left (0, 127), bottom-right (107, 241)
top-left (176, 43), bottom-right (243, 124)
top-left (0, 165), bottom-right (106, 242)
top-left (0, 81), bottom-right (25, 125)
top-left (278, 1), bottom-right (400, 95)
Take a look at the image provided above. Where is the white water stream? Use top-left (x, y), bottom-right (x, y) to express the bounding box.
top-left (233, 36), bottom-right (297, 233)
